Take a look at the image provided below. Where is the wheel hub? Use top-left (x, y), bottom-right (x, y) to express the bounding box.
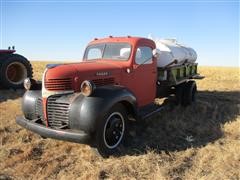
top-left (103, 112), bottom-right (125, 149)
top-left (5, 62), bottom-right (27, 85)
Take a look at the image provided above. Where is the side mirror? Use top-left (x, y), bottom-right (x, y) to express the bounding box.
top-left (152, 48), bottom-right (161, 59)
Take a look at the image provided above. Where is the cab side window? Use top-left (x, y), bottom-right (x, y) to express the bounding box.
top-left (135, 46), bottom-right (153, 65)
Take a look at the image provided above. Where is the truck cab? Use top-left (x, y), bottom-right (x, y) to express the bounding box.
top-left (83, 37), bottom-right (157, 106)
top-left (16, 36), bottom-right (200, 157)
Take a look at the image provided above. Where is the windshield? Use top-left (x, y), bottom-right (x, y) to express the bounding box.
top-left (84, 43), bottom-right (131, 61)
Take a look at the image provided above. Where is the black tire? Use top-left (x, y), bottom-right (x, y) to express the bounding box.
top-left (182, 81), bottom-right (197, 106)
top-left (0, 54), bottom-right (33, 89)
top-left (175, 83), bottom-right (185, 105)
top-left (96, 104), bottom-right (128, 158)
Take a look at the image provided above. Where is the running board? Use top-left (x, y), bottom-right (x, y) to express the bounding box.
top-left (139, 104), bottom-right (165, 120)
top-left (142, 106), bottom-right (165, 119)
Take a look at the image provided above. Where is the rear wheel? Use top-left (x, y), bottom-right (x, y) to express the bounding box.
top-left (175, 83), bottom-right (185, 105)
top-left (0, 54), bottom-right (33, 89)
top-left (175, 81), bottom-right (197, 106)
top-left (182, 81), bottom-right (197, 106)
top-left (96, 104), bottom-right (128, 157)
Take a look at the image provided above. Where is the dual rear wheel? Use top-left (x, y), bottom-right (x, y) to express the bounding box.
top-left (176, 80), bottom-right (197, 106)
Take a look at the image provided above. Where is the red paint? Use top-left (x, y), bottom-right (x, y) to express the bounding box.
top-left (0, 49), bottom-right (16, 54)
top-left (44, 36), bottom-right (157, 107)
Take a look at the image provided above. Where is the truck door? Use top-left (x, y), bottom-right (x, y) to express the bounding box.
top-left (132, 46), bottom-right (157, 107)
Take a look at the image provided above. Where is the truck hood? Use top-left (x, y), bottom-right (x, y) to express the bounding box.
top-left (45, 61), bottom-right (122, 78)
top-left (44, 60), bottom-right (123, 91)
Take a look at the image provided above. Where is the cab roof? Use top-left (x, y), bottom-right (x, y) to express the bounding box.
top-left (88, 36), bottom-right (155, 47)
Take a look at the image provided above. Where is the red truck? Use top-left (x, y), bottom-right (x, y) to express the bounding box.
top-left (16, 36), bottom-right (202, 157)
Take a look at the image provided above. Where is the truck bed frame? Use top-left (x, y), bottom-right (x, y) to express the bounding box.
top-left (158, 63), bottom-right (203, 86)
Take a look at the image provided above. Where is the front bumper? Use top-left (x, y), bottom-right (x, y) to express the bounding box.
top-left (16, 116), bottom-right (91, 144)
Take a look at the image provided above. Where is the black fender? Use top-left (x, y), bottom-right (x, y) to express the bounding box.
top-left (69, 85), bottom-right (137, 133)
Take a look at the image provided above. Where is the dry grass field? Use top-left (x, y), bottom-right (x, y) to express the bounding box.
top-left (0, 62), bottom-right (239, 180)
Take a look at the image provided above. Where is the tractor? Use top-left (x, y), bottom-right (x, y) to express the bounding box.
top-left (0, 47), bottom-right (33, 89)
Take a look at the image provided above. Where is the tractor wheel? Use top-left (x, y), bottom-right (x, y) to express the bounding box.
top-left (95, 104), bottom-right (128, 158)
top-left (0, 54), bottom-right (33, 89)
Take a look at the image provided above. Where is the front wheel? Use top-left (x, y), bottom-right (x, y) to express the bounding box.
top-left (95, 104), bottom-right (128, 157)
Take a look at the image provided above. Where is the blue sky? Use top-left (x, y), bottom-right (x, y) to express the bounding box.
top-left (0, 0), bottom-right (239, 66)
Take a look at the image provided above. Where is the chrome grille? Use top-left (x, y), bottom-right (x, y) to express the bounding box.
top-left (45, 78), bottom-right (72, 91)
top-left (35, 98), bottom-right (45, 124)
top-left (47, 95), bottom-right (70, 128)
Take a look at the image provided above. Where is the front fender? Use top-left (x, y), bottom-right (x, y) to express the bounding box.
top-left (69, 86), bottom-right (137, 133)
top-left (22, 90), bottom-right (41, 119)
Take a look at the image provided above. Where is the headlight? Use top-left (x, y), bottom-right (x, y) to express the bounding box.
top-left (80, 80), bottom-right (95, 96)
top-left (24, 78), bottom-right (31, 90)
